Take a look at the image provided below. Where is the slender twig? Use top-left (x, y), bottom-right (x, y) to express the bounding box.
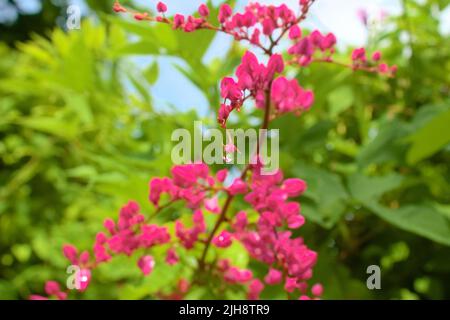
top-left (310, 58), bottom-right (393, 77)
top-left (147, 199), bottom-right (177, 221)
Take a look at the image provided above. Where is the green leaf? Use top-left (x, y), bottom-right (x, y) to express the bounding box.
top-left (327, 85), bottom-right (354, 117)
top-left (128, 72), bottom-right (151, 103)
top-left (293, 163), bottom-right (349, 228)
top-left (367, 202), bottom-right (450, 246)
top-left (66, 165), bottom-right (98, 179)
top-left (296, 120), bottom-right (334, 150)
top-left (106, 16), bottom-right (156, 40)
top-left (348, 173), bottom-right (404, 203)
top-left (63, 92), bottom-right (93, 125)
top-left (406, 108), bottom-right (450, 164)
top-left (11, 244), bottom-right (31, 263)
top-left (357, 119), bottom-right (408, 167)
top-left (115, 41), bottom-right (160, 56)
top-left (18, 117), bottom-right (79, 140)
top-left (143, 61), bottom-right (159, 85)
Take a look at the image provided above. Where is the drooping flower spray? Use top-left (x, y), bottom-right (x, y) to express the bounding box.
top-left (31, 1), bottom-right (395, 300)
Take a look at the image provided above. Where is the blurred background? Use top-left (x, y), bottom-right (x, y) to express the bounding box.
top-left (0, 0), bottom-right (449, 299)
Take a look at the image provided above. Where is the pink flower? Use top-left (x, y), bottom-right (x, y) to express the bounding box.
top-left (95, 232), bottom-right (107, 244)
top-left (204, 196), bottom-right (220, 214)
top-left (390, 65), bottom-right (398, 74)
top-left (218, 4), bottom-right (232, 23)
top-left (284, 277), bottom-right (297, 293)
top-left (282, 178), bottom-right (307, 197)
top-left (262, 18), bottom-right (275, 35)
top-left (322, 33), bottom-right (337, 50)
top-left (137, 255), bottom-right (155, 276)
top-left (247, 279), bottom-right (264, 300)
top-left (93, 242), bottom-right (111, 263)
top-left (227, 178), bottom-right (247, 195)
top-left (140, 224), bottom-right (171, 248)
top-left (45, 281), bottom-right (61, 296)
top-left (29, 295), bottom-right (48, 300)
top-left (285, 212), bottom-right (305, 229)
top-left (56, 292), bottom-right (67, 300)
top-left (289, 25), bottom-right (302, 39)
top-left (62, 244), bottom-right (78, 264)
top-left (213, 230), bottom-right (233, 248)
top-left (166, 248), bottom-right (179, 265)
top-left (76, 268), bottom-right (91, 291)
top-left (264, 268), bottom-right (282, 285)
top-left (352, 47), bottom-right (366, 62)
top-left (43, 281), bottom-right (67, 300)
top-left (279, 202), bottom-right (303, 227)
top-left (113, 1), bottom-right (127, 13)
top-left (378, 63), bottom-right (389, 73)
top-left (104, 218), bottom-right (116, 234)
top-left (288, 37), bottom-right (313, 57)
top-left (156, 2), bottom-right (167, 13)
top-left (217, 259), bottom-right (231, 272)
top-left (223, 267), bottom-right (253, 284)
top-left (268, 54), bottom-right (285, 75)
top-left (198, 4), bottom-right (209, 17)
top-left (175, 210), bottom-right (205, 249)
top-left (218, 103), bottom-right (233, 128)
top-left (193, 210), bottom-right (206, 232)
top-left (311, 283), bottom-right (323, 297)
top-left (173, 14), bottom-right (185, 29)
top-left (221, 77), bottom-right (243, 102)
top-left (250, 28), bottom-right (260, 45)
top-left (171, 163), bottom-right (208, 188)
top-left (79, 251), bottom-right (90, 265)
top-left (372, 51), bottom-right (382, 61)
top-left (178, 278), bottom-right (190, 293)
top-left (133, 13), bottom-right (148, 21)
top-left (232, 211), bottom-right (248, 232)
top-left (216, 169), bottom-right (228, 183)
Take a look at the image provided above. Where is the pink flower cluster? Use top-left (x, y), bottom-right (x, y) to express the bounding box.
top-left (120, 1), bottom-right (313, 45)
top-left (30, 281), bottom-right (67, 300)
top-left (101, 201), bottom-right (171, 259)
top-left (32, 201), bottom-right (174, 299)
top-left (218, 51), bottom-right (283, 126)
top-left (150, 163), bottom-right (224, 209)
top-left (214, 259), bottom-right (263, 300)
top-left (175, 209), bottom-right (206, 249)
top-left (271, 77), bottom-right (314, 113)
top-left (219, 51), bottom-right (313, 127)
top-left (288, 29), bottom-right (337, 66)
top-left (351, 48), bottom-right (397, 75)
top-left (226, 168), bottom-right (320, 297)
top-left (31, 162), bottom-right (321, 300)
top-left (219, 2), bottom-right (297, 44)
